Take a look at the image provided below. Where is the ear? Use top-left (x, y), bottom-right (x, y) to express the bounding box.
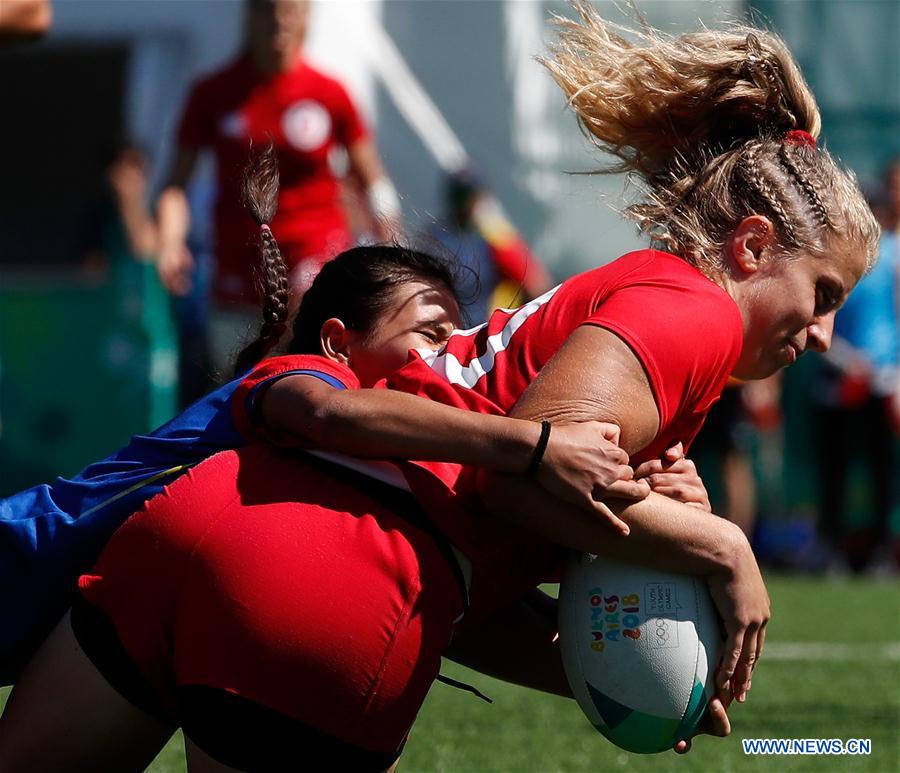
top-left (729, 215), bottom-right (775, 275)
top-left (319, 318), bottom-right (356, 364)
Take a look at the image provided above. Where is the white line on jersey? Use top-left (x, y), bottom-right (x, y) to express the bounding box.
top-left (414, 284), bottom-right (562, 389)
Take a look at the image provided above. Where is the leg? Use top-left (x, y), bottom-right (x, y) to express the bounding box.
top-left (721, 449), bottom-right (757, 537)
top-left (0, 611), bottom-right (173, 773)
top-left (866, 396), bottom-right (895, 549)
top-left (814, 404), bottom-right (850, 555)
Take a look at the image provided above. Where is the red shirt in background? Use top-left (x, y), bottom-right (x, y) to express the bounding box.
top-left (178, 54), bottom-right (368, 304)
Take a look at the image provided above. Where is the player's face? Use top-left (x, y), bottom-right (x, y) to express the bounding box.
top-left (733, 239), bottom-right (867, 379)
top-left (248, 0), bottom-right (308, 58)
top-left (349, 280), bottom-right (461, 388)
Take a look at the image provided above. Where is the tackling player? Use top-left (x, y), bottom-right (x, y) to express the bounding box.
top-left (0, 5), bottom-right (880, 769)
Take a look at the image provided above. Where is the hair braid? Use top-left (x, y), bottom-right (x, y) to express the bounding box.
top-left (233, 143), bottom-right (292, 376)
top-left (778, 144), bottom-right (834, 229)
top-left (258, 228), bottom-right (290, 333)
top-left (738, 141), bottom-right (798, 244)
top-left (744, 34), bottom-right (797, 130)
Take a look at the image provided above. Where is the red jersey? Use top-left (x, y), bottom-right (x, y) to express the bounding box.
top-left (231, 353), bottom-right (360, 441)
top-left (384, 249), bottom-right (743, 611)
top-left (388, 249), bottom-right (742, 465)
top-left (234, 251), bottom-right (743, 624)
top-left (178, 55), bottom-right (368, 304)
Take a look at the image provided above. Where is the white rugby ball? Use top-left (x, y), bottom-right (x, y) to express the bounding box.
top-left (558, 553), bottom-right (723, 754)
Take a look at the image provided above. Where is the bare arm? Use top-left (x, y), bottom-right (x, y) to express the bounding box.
top-left (477, 325), bottom-right (769, 706)
top-left (260, 375), bottom-right (647, 521)
top-left (108, 151), bottom-right (157, 261)
top-left (155, 148), bottom-right (198, 295)
top-left (346, 138), bottom-right (402, 242)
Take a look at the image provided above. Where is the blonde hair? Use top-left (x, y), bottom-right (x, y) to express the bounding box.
top-left (542, 1), bottom-right (879, 276)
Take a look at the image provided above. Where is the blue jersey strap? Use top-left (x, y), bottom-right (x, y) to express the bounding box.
top-left (244, 369), bottom-right (348, 431)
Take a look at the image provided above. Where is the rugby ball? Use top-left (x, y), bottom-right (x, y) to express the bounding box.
top-left (558, 553), bottom-right (723, 754)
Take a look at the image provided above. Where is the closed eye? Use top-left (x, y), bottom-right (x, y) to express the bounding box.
top-left (418, 322), bottom-right (454, 345)
top-left (815, 281), bottom-right (843, 315)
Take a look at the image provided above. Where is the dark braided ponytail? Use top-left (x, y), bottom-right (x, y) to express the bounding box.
top-left (233, 144), bottom-right (291, 375)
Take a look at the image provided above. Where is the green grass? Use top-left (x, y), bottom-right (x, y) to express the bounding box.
top-left (3, 574), bottom-right (898, 772)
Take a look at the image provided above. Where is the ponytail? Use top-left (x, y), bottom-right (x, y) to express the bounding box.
top-left (233, 144), bottom-right (291, 376)
top-left (541, 1), bottom-right (878, 275)
top-left (541, 1), bottom-right (819, 182)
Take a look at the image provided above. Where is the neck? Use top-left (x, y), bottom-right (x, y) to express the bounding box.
top-left (248, 44), bottom-right (298, 75)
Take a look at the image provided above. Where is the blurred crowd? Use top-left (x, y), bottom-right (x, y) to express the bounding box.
top-left (2, 0), bottom-right (898, 575)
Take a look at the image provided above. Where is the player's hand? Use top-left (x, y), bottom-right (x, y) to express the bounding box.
top-left (156, 241), bottom-right (195, 296)
top-left (634, 442), bottom-right (711, 512)
top-left (706, 525), bottom-right (770, 705)
top-left (673, 692), bottom-right (733, 753)
top-left (538, 421), bottom-right (650, 536)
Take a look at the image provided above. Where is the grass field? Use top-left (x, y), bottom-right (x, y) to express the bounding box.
top-left (2, 574), bottom-right (898, 772)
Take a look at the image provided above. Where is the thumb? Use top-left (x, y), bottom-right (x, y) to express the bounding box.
top-left (664, 442), bottom-right (685, 461)
top-left (598, 422), bottom-right (622, 445)
top-left (594, 500), bottom-right (630, 536)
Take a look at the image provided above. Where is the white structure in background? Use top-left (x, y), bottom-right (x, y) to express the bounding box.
top-left (46, 0), bottom-right (743, 278)
top-left (503, 1), bottom-right (743, 274)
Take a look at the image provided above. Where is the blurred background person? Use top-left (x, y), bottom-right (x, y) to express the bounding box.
top-left (108, 145), bottom-right (213, 409)
top-left (104, 147), bottom-right (157, 265)
top-left (434, 167), bottom-right (550, 325)
top-left (689, 382), bottom-right (759, 540)
top-left (809, 158), bottom-right (899, 573)
top-left (155, 0), bottom-right (401, 378)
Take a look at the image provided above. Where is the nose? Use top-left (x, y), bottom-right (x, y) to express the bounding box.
top-left (806, 314), bottom-right (834, 353)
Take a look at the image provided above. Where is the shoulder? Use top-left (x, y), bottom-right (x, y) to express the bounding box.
top-left (239, 354), bottom-right (359, 392)
top-left (578, 250), bottom-right (742, 426)
top-left (294, 59), bottom-right (358, 105)
top-left (187, 55), bottom-right (251, 100)
top-left (554, 249), bottom-right (740, 334)
top-left (297, 59), bottom-right (347, 88)
top-left (230, 354), bottom-right (359, 441)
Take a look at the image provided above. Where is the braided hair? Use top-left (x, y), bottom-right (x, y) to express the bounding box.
top-left (233, 144), bottom-right (291, 375)
top-left (232, 146), bottom-right (462, 375)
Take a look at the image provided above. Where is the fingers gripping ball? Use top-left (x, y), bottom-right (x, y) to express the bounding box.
top-left (558, 554), bottom-right (723, 753)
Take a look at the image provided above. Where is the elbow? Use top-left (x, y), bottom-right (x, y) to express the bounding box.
top-left (709, 517), bottom-right (751, 576)
top-left (260, 380), bottom-right (340, 448)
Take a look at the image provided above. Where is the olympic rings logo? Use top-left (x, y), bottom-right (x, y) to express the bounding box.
top-left (655, 618), bottom-right (669, 643)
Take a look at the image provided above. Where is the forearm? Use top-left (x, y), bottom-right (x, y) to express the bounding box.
top-left (116, 197), bottom-right (158, 260)
top-left (156, 186), bottom-right (190, 250)
top-left (479, 470), bottom-right (742, 576)
top-left (264, 380), bottom-right (541, 473)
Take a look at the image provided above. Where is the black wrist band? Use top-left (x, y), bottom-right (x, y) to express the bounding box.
top-left (526, 421), bottom-right (552, 478)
